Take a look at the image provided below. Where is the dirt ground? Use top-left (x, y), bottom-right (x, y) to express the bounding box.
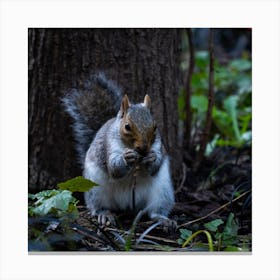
top-left (71, 146), bottom-right (251, 251)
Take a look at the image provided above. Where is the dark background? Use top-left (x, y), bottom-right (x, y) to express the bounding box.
top-left (28, 28), bottom-right (252, 251)
top-left (28, 28), bottom-right (251, 193)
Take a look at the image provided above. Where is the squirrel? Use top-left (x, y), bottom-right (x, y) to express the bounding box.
top-left (62, 73), bottom-right (175, 228)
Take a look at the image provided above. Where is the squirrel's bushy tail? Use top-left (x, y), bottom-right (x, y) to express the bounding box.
top-left (62, 73), bottom-right (122, 165)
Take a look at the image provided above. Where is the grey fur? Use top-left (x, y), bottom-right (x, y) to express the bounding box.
top-left (63, 73), bottom-right (175, 224)
top-left (62, 73), bottom-right (122, 164)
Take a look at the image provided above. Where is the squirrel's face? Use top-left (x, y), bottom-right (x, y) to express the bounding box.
top-left (120, 95), bottom-right (157, 156)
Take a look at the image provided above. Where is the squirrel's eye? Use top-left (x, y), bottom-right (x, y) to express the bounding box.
top-left (125, 123), bottom-right (131, 131)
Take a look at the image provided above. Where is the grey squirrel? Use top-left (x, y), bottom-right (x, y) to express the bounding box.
top-left (62, 73), bottom-right (175, 227)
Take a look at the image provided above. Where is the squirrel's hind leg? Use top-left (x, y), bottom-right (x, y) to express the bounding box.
top-left (149, 213), bottom-right (177, 233)
top-left (144, 158), bottom-right (177, 232)
top-left (96, 210), bottom-right (116, 226)
top-left (84, 187), bottom-right (116, 226)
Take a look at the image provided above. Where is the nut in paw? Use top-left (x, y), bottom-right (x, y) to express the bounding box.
top-left (123, 149), bottom-right (139, 165)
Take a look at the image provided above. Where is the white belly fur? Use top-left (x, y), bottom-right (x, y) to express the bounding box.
top-left (83, 157), bottom-right (173, 215)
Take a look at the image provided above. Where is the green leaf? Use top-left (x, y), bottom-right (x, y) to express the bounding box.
top-left (28, 193), bottom-right (36, 200)
top-left (204, 219), bottom-right (224, 232)
top-left (33, 189), bottom-right (60, 199)
top-left (177, 238), bottom-right (184, 245)
top-left (239, 112), bottom-right (252, 134)
top-left (32, 190), bottom-right (63, 206)
top-left (223, 245), bottom-right (242, 252)
top-left (195, 51), bottom-right (209, 68)
top-left (236, 75), bottom-right (252, 94)
top-left (191, 95), bottom-right (208, 113)
top-left (241, 131), bottom-right (252, 143)
top-left (221, 212), bottom-right (239, 245)
top-left (32, 190), bottom-right (75, 216)
top-left (230, 59), bottom-right (251, 72)
top-left (212, 107), bottom-right (234, 138)
top-left (58, 176), bottom-right (98, 192)
top-left (223, 96), bottom-right (241, 142)
top-left (191, 72), bottom-right (208, 92)
top-left (179, 228), bottom-right (193, 240)
top-left (205, 134), bottom-right (220, 156)
top-left (216, 139), bottom-right (240, 148)
top-left (177, 228), bottom-right (193, 245)
top-left (224, 213), bottom-right (239, 236)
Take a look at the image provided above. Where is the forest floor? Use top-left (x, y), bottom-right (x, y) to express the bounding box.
top-left (73, 146), bottom-right (251, 252)
top-left (29, 146), bottom-right (251, 252)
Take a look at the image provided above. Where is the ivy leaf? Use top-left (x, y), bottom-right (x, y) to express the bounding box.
top-left (31, 190), bottom-right (63, 206)
top-left (58, 176), bottom-right (98, 192)
top-left (177, 229), bottom-right (193, 245)
top-left (31, 190), bottom-right (76, 216)
top-left (28, 193), bottom-right (36, 200)
top-left (179, 228), bottom-right (193, 239)
top-left (224, 213), bottom-right (238, 236)
top-left (221, 212), bottom-right (239, 245)
top-left (204, 219), bottom-right (224, 232)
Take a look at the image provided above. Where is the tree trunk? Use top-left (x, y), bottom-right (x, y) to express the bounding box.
top-left (28, 28), bottom-right (182, 192)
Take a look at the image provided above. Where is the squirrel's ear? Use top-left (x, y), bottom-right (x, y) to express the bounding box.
top-left (120, 95), bottom-right (130, 117)
top-left (143, 94), bottom-right (151, 109)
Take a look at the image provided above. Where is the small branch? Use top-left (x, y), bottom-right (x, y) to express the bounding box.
top-left (175, 162), bottom-right (187, 194)
top-left (91, 220), bottom-right (121, 250)
top-left (136, 221), bottom-right (163, 245)
top-left (72, 226), bottom-right (105, 243)
top-left (194, 28), bottom-right (215, 170)
top-left (106, 227), bottom-right (178, 245)
top-left (184, 28), bottom-right (195, 150)
top-left (178, 190), bottom-right (251, 229)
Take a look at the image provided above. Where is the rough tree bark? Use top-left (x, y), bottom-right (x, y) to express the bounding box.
top-left (28, 28), bottom-right (182, 192)
top-left (183, 28), bottom-right (195, 151)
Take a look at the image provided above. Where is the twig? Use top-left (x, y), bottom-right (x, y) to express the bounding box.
top-left (106, 227), bottom-right (178, 245)
top-left (71, 224), bottom-right (109, 244)
top-left (175, 162), bottom-right (187, 194)
top-left (91, 220), bottom-right (121, 250)
top-left (184, 28), bottom-right (195, 150)
top-left (194, 28), bottom-right (215, 170)
top-left (178, 190), bottom-right (251, 229)
top-left (136, 221), bottom-right (163, 245)
top-left (134, 239), bottom-right (159, 246)
top-left (140, 234), bottom-right (177, 244)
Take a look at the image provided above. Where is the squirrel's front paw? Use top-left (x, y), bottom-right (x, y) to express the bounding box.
top-left (141, 150), bottom-right (157, 164)
top-left (123, 149), bottom-right (139, 165)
